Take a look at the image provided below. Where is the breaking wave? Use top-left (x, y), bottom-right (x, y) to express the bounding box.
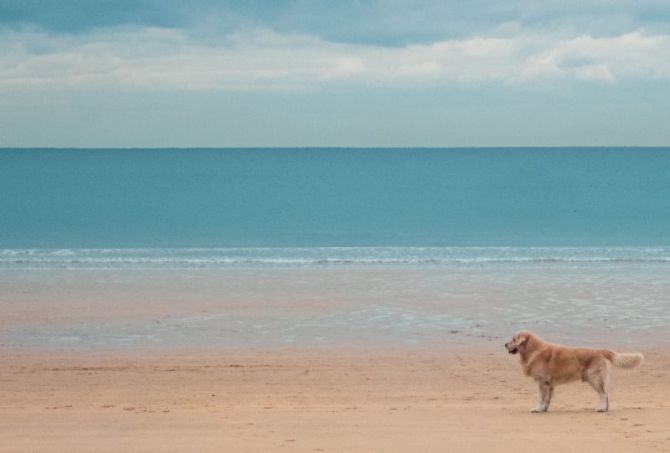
top-left (1, 247), bottom-right (670, 268)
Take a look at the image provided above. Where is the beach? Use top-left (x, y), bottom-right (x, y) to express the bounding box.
top-left (3, 3), bottom-right (670, 449)
top-left (2, 349), bottom-right (669, 452)
top-left (1, 264), bottom-right (669, 452)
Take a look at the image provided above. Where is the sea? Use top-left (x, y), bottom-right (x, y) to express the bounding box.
top-left (2, 147), bottom-right (670, 250)
top-left (1, 148), bottom-right (669, 351)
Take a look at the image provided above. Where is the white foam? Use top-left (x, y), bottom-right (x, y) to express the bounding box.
top-left (1, 247), bottom-right (669, 268)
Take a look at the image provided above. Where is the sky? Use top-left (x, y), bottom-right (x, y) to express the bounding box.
top-left (1, 0), bottom-right (669, 147)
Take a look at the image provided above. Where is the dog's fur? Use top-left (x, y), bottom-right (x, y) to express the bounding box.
top-left (505, 331), bottom-right (643, 412)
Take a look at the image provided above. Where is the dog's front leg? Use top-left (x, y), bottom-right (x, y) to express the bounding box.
top-left (532, 382), bottom-right (553, 413)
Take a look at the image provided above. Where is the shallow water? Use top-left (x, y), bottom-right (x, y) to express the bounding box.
top-left (1, 262), bottom-right (668, 352)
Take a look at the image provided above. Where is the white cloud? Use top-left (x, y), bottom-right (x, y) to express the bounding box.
top-left (1, 27), bottom-right (669, 92)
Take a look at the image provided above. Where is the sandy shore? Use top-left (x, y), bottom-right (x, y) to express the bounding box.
top-left (1, 348), bottom-right (668, 452)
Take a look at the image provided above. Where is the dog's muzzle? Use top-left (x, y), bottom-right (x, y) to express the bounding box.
top-left (505, 342), bottom-right (519, 354)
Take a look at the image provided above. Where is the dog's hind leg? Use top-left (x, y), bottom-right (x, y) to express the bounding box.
top-left (532, 382), bottom-right (553, 413)
top-left (587, 365), bottom-right (610, 412)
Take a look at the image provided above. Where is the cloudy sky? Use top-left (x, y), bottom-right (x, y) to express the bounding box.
top-left (1, 0), bottom-right (669, 147)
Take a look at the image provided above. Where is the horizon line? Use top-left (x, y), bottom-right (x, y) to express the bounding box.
top-left (2, 146), bottom-right (670, 150)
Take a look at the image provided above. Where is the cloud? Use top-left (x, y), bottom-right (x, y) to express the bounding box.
top-left (2, 1), bottom-right (670, 45)
top-left (1, 27), bottom-right (669, 92)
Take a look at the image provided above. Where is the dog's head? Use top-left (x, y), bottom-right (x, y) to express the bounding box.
top-left (505, 331), bottom-right (534, 355)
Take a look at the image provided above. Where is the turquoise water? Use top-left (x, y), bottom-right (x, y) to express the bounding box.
top-left (2, 148), bottom-right (669, 352)
top-left (2, 148), bottom-right (670, 249)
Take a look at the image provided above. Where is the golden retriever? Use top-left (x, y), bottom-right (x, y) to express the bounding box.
top-left (505, 331), bottom-right (643, 412)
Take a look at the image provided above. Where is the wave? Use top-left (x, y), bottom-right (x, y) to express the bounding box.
top-left (1, 247), bottom-right (670, 268)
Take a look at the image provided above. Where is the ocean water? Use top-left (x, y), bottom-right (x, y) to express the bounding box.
top-left (2, 147), bottom-right (670, 248)
top-left (1, 148), bottom-right (669, 351)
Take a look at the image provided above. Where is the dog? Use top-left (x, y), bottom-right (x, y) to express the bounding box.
top-left (505, 331), bottom-right (643, 412)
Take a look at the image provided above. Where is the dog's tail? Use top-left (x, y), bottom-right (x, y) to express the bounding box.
top-left (603, 350), bottom-right (644, 369)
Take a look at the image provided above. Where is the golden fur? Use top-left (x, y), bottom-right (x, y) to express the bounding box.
top-left (505, 331), bottom-right (643, 412)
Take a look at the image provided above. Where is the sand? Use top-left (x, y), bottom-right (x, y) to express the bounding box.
top-left (1, 348), bottom-right (668, 452)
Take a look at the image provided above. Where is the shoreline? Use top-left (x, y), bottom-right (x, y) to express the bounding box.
top-left (2, 266), bottom-right (669, 351)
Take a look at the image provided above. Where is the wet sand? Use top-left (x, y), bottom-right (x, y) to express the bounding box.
top-left (2, 267), bottom-right (669, 350)
top-left (1, 348), bottom-right (668, 452)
